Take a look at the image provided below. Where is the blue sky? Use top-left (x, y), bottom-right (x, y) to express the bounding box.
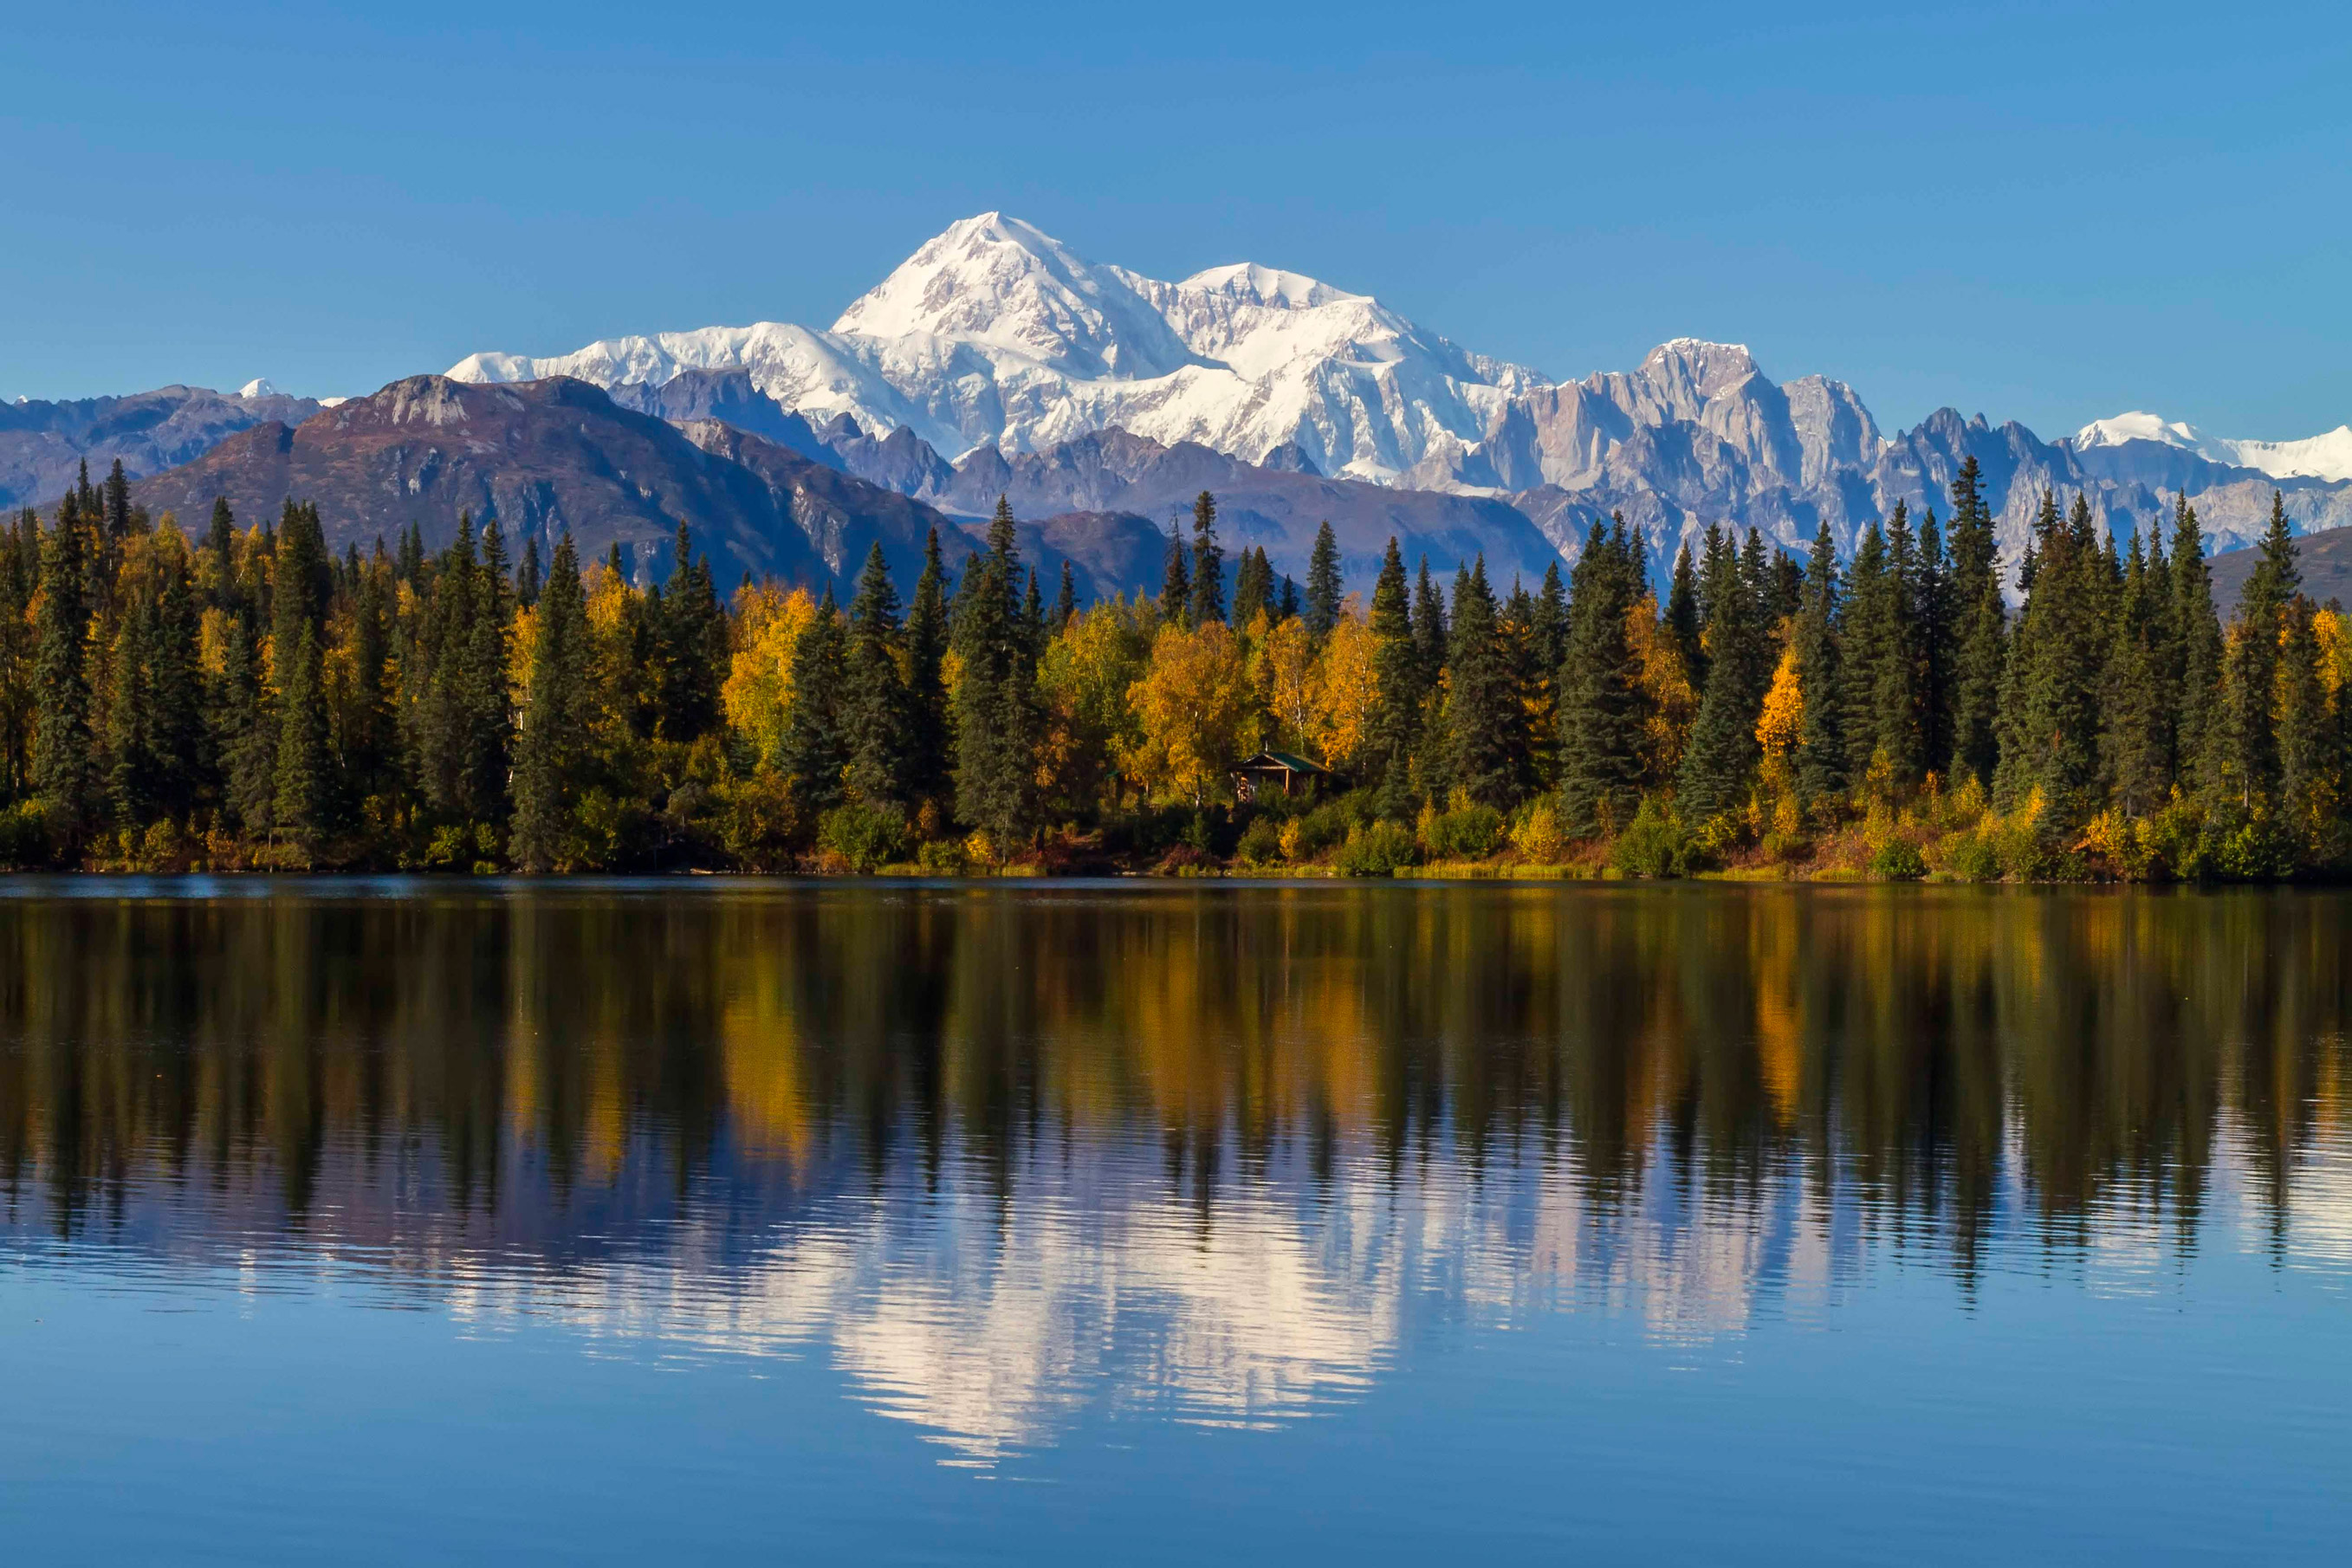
top-left (3, 1), bottom-right (2346, 440)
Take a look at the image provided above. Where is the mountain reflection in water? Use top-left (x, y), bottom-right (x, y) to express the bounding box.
top-left (3, 880), bottom-right (2349, 1463)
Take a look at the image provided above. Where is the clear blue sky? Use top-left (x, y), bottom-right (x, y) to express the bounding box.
top-left (4, 1), bottom-right (2346, 441)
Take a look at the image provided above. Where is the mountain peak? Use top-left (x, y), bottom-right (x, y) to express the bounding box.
top-left (1174, 262), bottom-right (1357, 311)
top-left (2075, 411), bottom-right (2352, 484)
top-left (238, 378), bottom-right (282, 399)
top-left (828, 213), bottom-right (1197, 381)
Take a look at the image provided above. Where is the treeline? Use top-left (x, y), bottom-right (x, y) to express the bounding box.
top-left (0, 457), bottom-right (2338, 878)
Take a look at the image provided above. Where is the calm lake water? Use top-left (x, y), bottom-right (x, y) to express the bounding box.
top-left (3, 879), bottom-right (2349, 1563)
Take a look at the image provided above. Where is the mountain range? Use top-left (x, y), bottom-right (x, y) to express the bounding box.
top-left (16, 212), bottom-right (2351, 603)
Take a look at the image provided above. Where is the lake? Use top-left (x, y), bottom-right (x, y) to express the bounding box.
top-left (2, 879), bottom-right (2349, 1563)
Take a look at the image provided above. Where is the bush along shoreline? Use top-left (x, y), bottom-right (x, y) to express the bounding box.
top-left (0, 461), bottom-right (2343, 884)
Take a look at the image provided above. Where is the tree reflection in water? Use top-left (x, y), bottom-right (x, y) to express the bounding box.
top-left (3, 881), bottom-right (2348, 1459)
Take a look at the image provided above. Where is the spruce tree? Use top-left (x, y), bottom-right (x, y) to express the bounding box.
top-left (2099, 533), bottom-right (2170, 819)
top-left (1188, 491), bottom-right (1226, 625)
top-left (1839, 520), bottom-right (1892, 788)
top-left (1445, 557), bottom-right (1523, 808)
top-left (2169, 494), bottom-right (2225, 794)
top-left (2212, 492), bottom-right (2297, 814)
top-left (1412, 559), bottom-right (1448, 689)
top-left (219, 611), bottom-right (275, 837)
top-left (1158, 515), bottom-right (1191, 626)
top-left (516, 535), bottom-right (543, 608)
top-left (1945, 457), bottom-right (2007, 791)
top-left (1557, 518), bottom-right (1645, 834)
top-left (1665, 540), bottom-right (1703, 692)
top-left (779, 586), bottom-right (849, 824)
top-left (1794, 522), bottom-right (1845, 807)
top-left (510, 532), bottom-right (590, 871)
top-left (1679, 522), bottom-right (1766, 820)
top-left (1276, 574), bottom-right (1299, 622)
top-left (843, 541), bottom-right (916, 814)
top-left (2277, 594), bottom-right (2331, 856)
top-left (273, 621), bottom-right (328, 856)
top-left (1053, 560), bottom-right (1077, 632)
top-left (1532, 560), bottom-right (1569, 676)
top-left (1304, 521), bottom-right (1344, 638)
top-left (952, 498), bottom-right (1040, 852)
top-left (1365, 539), bottom-right (1421, 818)
top-left (1230, 547), bottom-right (1270, 629)
top-left (904, 528), bottom-right (954, 816)
top-left (32, 497), bottom-right (94, 846)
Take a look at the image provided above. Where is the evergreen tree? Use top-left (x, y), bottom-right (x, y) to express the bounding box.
top-left (1276, 574), bottom-right (1299, 622)
top-left (1052, 560), bottom-right (1077, 632)
top-left (904, 528), bottom-right (954, 815)
top-left (516, 535), bottom-right (543, 608)
top-left (1411, 559), bottom-right (1448, 689)
top-left (654, 522), bottom-right (726, 742)
top-left (1158, 515), bottom-right (1191, 626)
top-left (1188, 491), bottom-right (1226, 625)
top-left (2099, 533), bottom-right (2171, 818)
top-left (843, 541), bottom-right (916, 814)
top-left (1680, 523), bottom-right (1768, 820)
top-left (1557, 518), bottom-right (1645, 834)
top-left (32, 497), bottom-right (94, 846)
top-left (952, 498), bottom-right (1041, 852)
top-left (2169, 494), bottom-right (2225, 794)
top-left (1230, 546), bottom-right (1271, 629)
top-left (219, 610), bottom-right (275, 837)
top-left (273, 621), bottom-right (328, 854)
top-left (778, 587), bottom-right (849, 823)
top-left (1665, 540), bottom-right (1703, 692)
top-left (1445, 557), bottom-right (1524, 808)
top-left (2277, 593), bottom-right (2332, 852)
top-left (1794, 523), bottom-right (1845, 807)
top-left (1839, 520), bottom-right (1894, 788)
top-left (1365, 539), bottom-right (1421, 818)
top-left (1945, 458), bottom-right (2007, 790)
top-left (1531, 560), bottom-right (1569, 676)
top-left (1304, 521), bottom-right (1344, 638)
top-left (509, 533), bottom-right (591, 871)
top-left (2212, 492), bottom-right (2297, 813)
top-left (1996, 492), bottom-right (2108, 826)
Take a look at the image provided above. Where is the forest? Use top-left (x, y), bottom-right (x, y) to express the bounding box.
top-left (0, 454), bottom-right (2339, 880)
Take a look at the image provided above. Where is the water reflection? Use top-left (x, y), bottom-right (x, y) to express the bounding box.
top-left (3, 882), bottom-right (2349, 1461)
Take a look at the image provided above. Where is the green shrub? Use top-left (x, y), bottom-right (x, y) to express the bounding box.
top-left (1610, 798), bottom-right (1692, 878)
top-left (1235, 816), bottom-right (1284, 865)
top-left (819, 803), bottom-right (908, 872)
top-left (1334, 820), bottom-right (1419, 877)
top-left (915, 837), bottom-right (970, 876)
top-left (1419, 800), bottom-right (1506, 859)
top-left (1940, 830), bottom-right (2004, 883)
top-left (1288, 802), bottom-right (1352, 859)
top-left (1869, 839), bottom-right (1928, 881)
top-left (0, 800), bottom-right (50, 869)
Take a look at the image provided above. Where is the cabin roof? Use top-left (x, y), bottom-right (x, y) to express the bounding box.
top-left (1234, 750), bottom-right (1330, 774)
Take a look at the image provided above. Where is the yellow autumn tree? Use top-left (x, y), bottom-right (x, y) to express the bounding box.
top-left (1038, 597), bottom-right (1152, 813)
top-left (1258, 612), bottom-right (1320, 756)
top-left (1126, 619), bottom-right (1253, 805)
top-left (720, 581), bottom-right (817, 766)
top-left (1755, 641), bottom-right (1804, 836)
top-left (1628, 591), bottom-right (1698, 785)
top-left (1314, 604), bottom-right (1379, 768)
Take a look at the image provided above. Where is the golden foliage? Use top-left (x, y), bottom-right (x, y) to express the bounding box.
top-left (1314, 609), bottom-right (1379, 769)
top-left (1258, 612), bottom-right (1320, 756)
top-left (1628, 593), bottom-right (1698, 782)
top-left (1125, 619), bottom-right (1253, 804)
top-left (720, 583), bottom-right (818, 765)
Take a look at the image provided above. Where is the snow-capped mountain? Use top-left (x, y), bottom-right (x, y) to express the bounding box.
top-left (448, 212), bottom-right (1543, 484)
top-left (2073, 411), bottom-right (2352, 484)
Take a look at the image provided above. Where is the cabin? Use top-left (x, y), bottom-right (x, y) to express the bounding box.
top-left (1230, 751), bottom-right (1333, 802)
